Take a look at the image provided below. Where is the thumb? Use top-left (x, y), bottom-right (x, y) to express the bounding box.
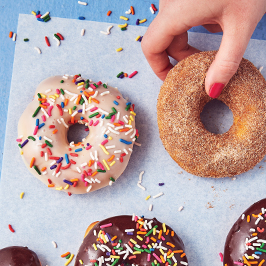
top-left (205, 27), bottom-right (253, 98)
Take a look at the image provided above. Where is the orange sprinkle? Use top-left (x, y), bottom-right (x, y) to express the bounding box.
top-left (38, 98), bottom-right (47, 102)
top-left (52, 129), bottom-right (58, 134)
top-left (64, 99), bottom-right (69, 106)
top-left (113, 123), bottom-right (121, 126)
top-left (120, 128), bottom-right (130, 132)
top-left (92, 171), bottom-right (98, 177)
top-left (71, 116), bottom-right (75, 124)
top-left (84, 91), bottom-right (94, 98)
top-left (252, 213), bottom-right (262, 218)
top-left (124, 73), bottom-right (128, 77)
top-left (150, 237), bottom-right (157, 242)
top-left (252, 233), bottom-right (258, 236)
top-left (48, 184), bottom-right (55, 187)
top-left (242, 256), bottom-right (251, 266)
top-left (29, 157), bottom-right (35, 168)
top-left (166, 229), bottom-right (169, 235)
top-left (173, 250), bottom-right (183, 253)
top-left (259, 259), bottom-right (265, 266)
top-left (167, 250), bottom-right (172, 256)
top-left (76, 94), bottom-right (82, 105)
top-left (247, 215), bottom-right (251, 223)
top-left (171, 230), bottom-right (175, 237)
top-left (158, 230), bottom-right (162, 239)
top-left (39, 104), bottom-right (47, 108)
top-left (41, 167), bottom-right (47, 171)
top-left (160, 255), bottom-right (165, 263)
top-left (111, 236), bottom-right (117, 241)
top-left (166, 242), bottom-right (175, 248)
top-left (92, 98), bottom-right (99, 104)
top-left (72, 75), bottom-right (79, 83)
top-left (70, 178), bottom-right (79, 182)
top-left (107, 155), bottom-right (115, 162)
top-left (61, 251), bottom-right (70, 258)
top-left (9, 31), bottom-right (13, 38)
top-left (137, 231), bottom-right (147, 235)
top-left (181, 253), bottom-right (186, 258)
top-left (88, 160), bottom-right (94, 167)
top-left (130, 6), bottom-right (135, 15)
top-left (107, 10), bottom-right (112, 16)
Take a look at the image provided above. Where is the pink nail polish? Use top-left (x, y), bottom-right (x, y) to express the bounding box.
top-left (209, 83), bottom-right (224, 98)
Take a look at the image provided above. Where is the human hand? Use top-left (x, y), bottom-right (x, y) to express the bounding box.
top-left (141, 0), bottom-right (266, 98)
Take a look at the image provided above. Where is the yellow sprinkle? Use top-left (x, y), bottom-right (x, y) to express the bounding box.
top-left (139, 18), bottom-right (147, 24)
top-left (136, 235), bottom-right (143, 241)
top-left (99, 144), bottom-right (109, 155)
top-left (20, 192), bottom-right (24, 199)
top-left (116, 47), bottom-right (123, 52)
top-left (110, 255), bottom-right (120, 259)
top-left (167, 252), bottom-right (174, 259)
top-left (120, 16), bottom-right (129, 21)
top-left (145, 195), bottom-right (151, 201)
top-left (129, 120), bottom-right (132, 125)
top-left (133, 251), bottom-right (141, 255)
top-left (130, 239), bottom-right (137, 244)
top-left (159, 249), bottom-right (165, 255)
top-left (54, 93), bottom-right (60, 98)
top-left (98, 230), bottom-right (102, 237)
top-left (56, 186), bottom-right (63, 190)
top-left (93, 243), bottom-right (97, 250)
top-left (65, 254), bottom-right (74, 266)
top-left (162, 223), bottom-right (166, 233)
top-left (154, 260), bottom-right (157, 265)
top-left (130, 115), bottom-right (134, 121)
top-left (148, 244), bottom-right (152, 249)
top-left (130, 111), bottom-right (136, 116)
top-left (89, 96), bottom-right (92, 104)
top-left (79, 259), bottom-right (84, 264)
top-left (77, 82), bottom-right (84, 86)
top-left (173, 263), bottom-right (177, 266)
top-left (153, 227), bottom-right (156, 235)
top-left (64, 184), bottom-right (70, 190)
top-left (20, 150), bottom-right (23, 155)
top-left (110, 161), bottom-right (116, 167)
top-left (40, 93), bottom-right (46, 98)
top-left (118, 23), bottom-right (128, 28)
top-left (108, 136), bottom-right (112, 140)
top-left (135, 36), bottom-right (141, 41)
top-left (102, 159), bottom-right (110, 170)
top-left (101, 234), bottom-right (107, 243)
top-left (68, 108), bottom-right (72, 115)
top-left (31, 11), bottom-right (36, 16)
top-left (49, 95), bottom-right (56, 99)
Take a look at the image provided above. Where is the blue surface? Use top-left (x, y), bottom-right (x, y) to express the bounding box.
top-left (0, 1), bottom-right (265, 177)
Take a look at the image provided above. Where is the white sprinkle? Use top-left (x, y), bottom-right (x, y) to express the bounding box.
top-left (82, 103), bottom-right (86, 114)
top-left (106, 145), bottom-right (115, 149)
top-left (95, 178), bottom-right (101, 183)
top-left (76, 167), bottom-right (81, 173)
top-left (48, 98), bottom-right (55, 103)
top-left (94, 162), bottom-right (98, 170)
top-left (41, 11), bottom-right (49, 19)
top-left (125, 229), bottom-right (134, 232)
top-left (78, 1), bottom-right (87, 5)
top-left (85, 178), bottom-right (92, 184)
top-left (41, 108), bottom-right (49, 118)
top-left (80, 162), bottom-right (87, 167)
top-left (97, 108), bottom-right (109, 115)
top-left (60, 94), bottom-right (65, 100)
top-left (45, 89), bottom-right (52, 93)
top-left (107, 123), bottom-right (115, 128)
top-left (150, 6), bottom-right (155, 14)
top-left (114, 150), bottom-right (121, 153)
top-left (52, 171), bottom-right (56, 176)
top-left (132, 213), bottom-right (135, 221)
top-left (70, 94), bottom-right (78, 102)
top-left (259, 66), bottom-right (263, 72)
top-left (180, 262), bottom-right (188, 265)
top-left (43, 136), bottom-right (53, 143)
top-left (108, 127), bottom-right (120, 135)
top-left (116, 111), bottom-right (120, 121)
top-left (248, 236), bottom-right (258, 243)
top-left (241, 214), bottom-right (245, 220)
top-left (128, 148), bottom-right (133, 152)
top-left (56, 171), bottom-right (61, 177)
top-left (50, 160), bottom-right (57, 166)
top-left (149, 204), bottom-right (153, 211)
top-left (139, 171), bottom-right (144, 182)
top-left (125, 125), bottom-right (133, 128)
top-left (63, 75), bottom-right (68, 79)
top-left (82, 94), bottom-right (89, 105)
top-left (45, 153), bottom-right (48, 162)
top-left (100, 25), bottom-right (113, 35)
top-left (64, 90), bottom-right (76, 96)
top-left (125, 9), bottom-right (131, 14)
top-left (99, 120), bottom-right (103, 127)
top-left (109, 180), bottom-right (113, 186)
top-left (115, 126), bottom-right (123, 130)
top-left (85, 104), bottom-right (95, 111)
top-left (12, 33), bottom-right (17, 41)
top-left (90, 152), bottom-right (95, 160)
top-left (178, 206), bottom-right (184, 212)
top-left (137, 183), bottom-right (146, 191)
top-left (81, 28), bottom-right (85, 36)
top-left (130, 129), bottom-right (136, 139)
top-left (125, 128), bottom-right (134, 136)
top-left (153, 192), bottom-right (164, 199)
top-left (100, 91), bottom-right (110, 96)
top-left (123, 148), bottom-right (128, 155)
top-left (123, 116), bottom-right (129, 123)
top-left (105, 130), bottom-right (110, 135)
top-left (134, 142), bottom-right (141, 146)
top-left (60, 118), bottom-right (69, 128)
top-left (71, 110), bottom-right (78, 117)
top-left (125, 244), bottom-right (133, 254)
top-left (77, 85), bottom-right (84, 90)
top-left (258, 239), bottom-right (266, 243)
top-left (86, 185), bottom-right (92, 192)
top-left (42, 171), bottom-right (47, 175)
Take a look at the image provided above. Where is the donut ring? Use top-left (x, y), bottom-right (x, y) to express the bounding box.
top-left (0, 246), bottom-right (41, 266)
top-left (75, 215), bottom-right (188, 266)
top-left (17, 75), bottom-right (138, 194)
top-left (157, 51), bottom-right (266, 178)
top-left (223, 198), bottom-right (266, 265)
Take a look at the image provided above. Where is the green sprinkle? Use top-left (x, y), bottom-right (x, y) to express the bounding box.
top-left (54, 34), bottom-right (60, 40)
top-left (125, 105), bottom-right (131, 111)
top-left (28, 136), bottom-right (36, 141)
top-left (167, 259), bottom-right (172, 264)
top-left (111, 107), bottom-right (117, 114)
top-left (144, 249), bottom-right (151, 253)
top-left (134, 247), bottom-right (144, 252)
top-left (256, 248), bottom-right (266, 253)
top-left (32, 106), bottom-right (41, 117)
top-left (24, 38), bottom-right (29, 42)
top-left (111, 258), bottom-right (119, 266)
top-left (105, 115), bottom-right (112, 119)
top-left (80, 97), bottom-right (85, 105)
top-left (37, 93), bottom-right (42, 99)
top-left (121, 27), bottom-right (127, 31)
top-left (119, 239), bottom-right (122, 243)
top-left (152, 263), bottom-right (155, 266)
top-left (110, 177), bottom-right (115, 182)
top-left (89, 112), bottom-right (99, 118)
top-left (97, 169), bottom-right (106, 173)
top-left (18, 144), bottom-right (22, 148)
top-left (60, 88), bottom-right (65, 95)
top-left (93, 83), bottom-right (98, 88)
top-left (145, 225), bottom-right (158, 236)
top-left (261, 243), bottom-right (265, 249)
top-left (42, 13), bottom-right (50, 20)
top-left (65, 253), bottom-right (71, 259)
top-left (73, 106), bottom-right (77, 110)
top-left (113, 246), bottom-right (123, 250)
top-left (103, 83), bottom-right (107, 88)
top-left (116, 72), bottom-right (124, 78)
top-left (33, 165), bottom-right (41, 175)
top-left (60, 80), bottom-right (64, 83)
top-left (45, 140), bottom-right (53, 147)
top-left (86, 79), bottom-right (90, 83)
top-left (85, 83), bottom-right (89, 89)
top-left (94, 263), bottom-right (98, 266)
top-left (44, 16), bottom-right (50, 22)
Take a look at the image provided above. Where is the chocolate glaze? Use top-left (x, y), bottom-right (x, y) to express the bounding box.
top-left (224, 198), bottom-right (266, 265)
top-left (0, 246), bottom-right (41, 266)
top-left (75, 215), bottom-right (188, 266)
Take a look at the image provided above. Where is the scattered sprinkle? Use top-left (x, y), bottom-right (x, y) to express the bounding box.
top-left (20, 192), bottom-right (25, 199)
top-left (178, 206), bottom-right (184, 212)
top-left (52, 241), bottom-right (57, 248)
top-left (8, 224), bottom-right (15, 233)
top-left (78, 1), bottom-right (87, 5)
top-left (153, 192), bottom-right (164, 199)
top-left (116, 47), bottom-right (123, 52)
top-left (34, 47), bottom-right (42, 54)
top-left (81, 29), bottom-right (85, 36)
top-left (107, 10), bottom-right (112, 16)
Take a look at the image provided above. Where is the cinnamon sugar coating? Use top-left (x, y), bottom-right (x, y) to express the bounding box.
top-left (157, 51), bottom-right (266, 178)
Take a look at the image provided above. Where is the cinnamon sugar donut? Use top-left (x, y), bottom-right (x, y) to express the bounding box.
top-left (157, 51), bottom-right (266, 178)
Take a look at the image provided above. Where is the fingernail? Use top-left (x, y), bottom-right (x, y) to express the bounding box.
top-left (209, 83), bottom-right (224, 98)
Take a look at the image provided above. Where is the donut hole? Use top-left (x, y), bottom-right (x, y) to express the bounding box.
top-left (200, 99), bottom-right (233, 134)
top-left (67, 123), bottom-right (89, 144)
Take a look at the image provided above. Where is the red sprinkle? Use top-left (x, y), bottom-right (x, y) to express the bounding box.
top-left (56, 104), bottom-right (63, 116)
top-left (46, 148), bottom-right (52, 155)
top-left (70, 159), bottom-right (76, 164)
top-left (49, 125), bottom-right (55, 128)
top-left (56, 163), bottom-right (62, 173)
top-left (41, 143), bottom-right (47, 148)
top-left (70, 153), bottom-right (78, 157)
top-left (120, 157), bottom-right (123, 163)
top-left (151, 3), bottom-right (157, 11)
top-left (48, 179), bottom-right (52, 184)
top-left (68, 192), bottom-right (72, 196)
top-left (117, 96), bottom-right (120, 99)
top-left (61, 163), bottom-right (71, 170)
top-left (49, 156), bottom-right (60, 160)
top-left (73, 181), bottom-right (77, 187)
top-left (45, 36), bottom-right (50, 47)
top-left (40, 151), bottom-right (44, 157)
top-left (57, 33), bottom-right (64, 40)
top-left (8, 224), bottom-right (15, 233)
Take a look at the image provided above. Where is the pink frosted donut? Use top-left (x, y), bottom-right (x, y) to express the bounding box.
top-left (17, 75), bottom-right (138, 195)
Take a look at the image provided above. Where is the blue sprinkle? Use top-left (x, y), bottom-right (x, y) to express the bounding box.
top-left (150, 248), bottom-right (155, 251)
top-left (106, 233), bottom-right (112, 241)
top-left (36, 118), bottom-right (39, 126)
top-left (75, 148), bottom-right (83, 152)
top-left (80, 117), bottom-right (84, 120)
top-left (119, 73), bottom-right (124, 79)
top-left (127, 232), bottom-right (133, 235)
top-left (126, 102), bottom-right (131, 106)
top-left (157, 240), bottom-right (160, 243)
top-left (159, 183), bottom-right (165, 186)
top-left (78, 109), bottom-right (83, 113)
top-left (104, 134), bottom-right (108, 138)
top-left (39, 136), bottom-right (42, 140)
top-left (87, 143), bottom-right (90, 146)
top-left (101, 114), bottom-right (105, 119)
top-left (56, 157), bottom-right (63, 163)
top-left (21, 139), bottom-right (29, 148)
top-left (106, 252), bottom-right (111, 256)
top-left (138, 36), bottom-right (143, 42)
top-left (50, 165), bottom-right (57, 170)
top-left (80, 90), bottom-right (83, 93)
top-left (36, 11), bottom-right (40, 15)
top-left (113, 101), bottom-right (119, 105)
top-left (38, 123), bottom-right (45, 129)
top-left (63, 179), bottom-right (73, 185)
top-left (61, 102), bottom-right (64, 108)
top-left (120, 139), bottom-right (132, 145)
top-left (65, 154), bottom-right (69, 164)
top-left (37, 18), bottom-right (44, 22)
top-left (79, 16), bottom-right (85, 20)
top-left (255, 251), bottom-right (262, 255)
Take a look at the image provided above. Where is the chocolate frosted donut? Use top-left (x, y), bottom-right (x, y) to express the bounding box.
top-left (0, 246), bottom-right (41, 266)
top-left (157, 51), bottom-right (266, 178)
top-left (75, 215), bottom-right (188, 266)
top-left (223, 198), bottom-right (266, 266)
